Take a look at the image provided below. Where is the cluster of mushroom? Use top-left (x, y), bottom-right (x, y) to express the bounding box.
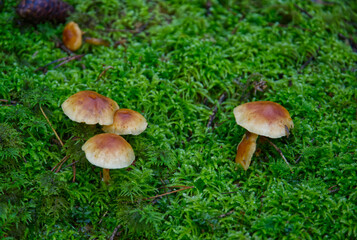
top-left (233, 101), bottom-right (294, 170)
top-left (62, 90), bottom-right (147, 183)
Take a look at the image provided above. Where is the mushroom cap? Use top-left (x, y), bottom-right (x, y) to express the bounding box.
top-left (233, 101), bottom-right (294, 138)
top-left (62, 21), bottom-right (82, 51)
top-left (62, 91), bottom-right (119, 125)
top-left (82, 133), bottom-right (135, 169)
top-left (103, 109), bottom-right (148, 135)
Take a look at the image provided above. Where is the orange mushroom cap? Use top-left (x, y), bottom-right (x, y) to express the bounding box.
top-left (103, 109), bottom-right (147, 135)
top-left (62, 21), bottom-right (82, 51)
top-left (61, 91), bottom-right (119, 125)
top-left (82, 133), bottom-right (135, 169)
top-left (233, 101), bottom-right (293, 138)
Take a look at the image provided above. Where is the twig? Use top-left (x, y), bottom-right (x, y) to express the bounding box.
top-left (109, 224), bottom-right (122, 240)
top-left (98, 211), bottom-right (108, 225)
top-left (0, 99), bottom-right (18, 105)
top-left (133, 14), bottom-right (155, 36)
top-left (52, 36), bottom-right (74, 55)
top-left (97, 66), bottom-right (114, 81)
top-left (39, 105), bottom-right (64, 147)
top-left (265, 139), bottom-right (293, 172)
top-left (35, 56), bottom-right (69, 72)
top-left (299, 47), bottom-right (320, 72)
top-left (205, 1), bottom-right (212, 16)
top-left (328, 185), bottom-right (339, 193)
top-left (158, 185), bottom-right (189, 189)
top-left (219, 210), bottom-right (235, 218)
top-left (55, 156), bottom-right (70, 173)
top-left (53, 54), bottom-right (85, 69)
top-left (51, 155), bottom-right (69, 172)
top-left (338, 33), bottom-right (357, 52)
top-left (294, 4), bottom-right (313, 18)
top-left (63, 160), bottom-right (79, 169)
top-left (207, 92), bottom-right (227, 128)
top-left (142, 186), bottom-right (194, 201)
top-left (295, 154), bottom-right (303, 164)
top-left (72, 161), bottom-right (76, 182)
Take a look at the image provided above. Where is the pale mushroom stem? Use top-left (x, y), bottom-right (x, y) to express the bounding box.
top-left (103, 168), bottom-right (111, 184)
top-left (235, 131), bottom-right (258, 170)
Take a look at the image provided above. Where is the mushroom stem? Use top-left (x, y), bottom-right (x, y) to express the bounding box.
top-left (103, 168), bottom-right (111, 184)
top-left (235, 131), bottom-right (258, 170)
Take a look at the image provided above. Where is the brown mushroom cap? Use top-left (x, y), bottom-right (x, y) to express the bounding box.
top-left (62, 91), bottom-right (119, 125)
top-left (103, 109), bottom-right (147, 135)
top-left (82, 133), bottom-right (135, 169)
top-left (233, 101), bottom-right (294, 138)
top-left (63, 21), bottom-right (82, 51)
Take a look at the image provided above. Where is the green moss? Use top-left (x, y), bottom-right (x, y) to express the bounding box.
top-left (0, 0), bottom-right (356, 239)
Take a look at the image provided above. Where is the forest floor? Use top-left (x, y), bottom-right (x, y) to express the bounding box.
top-left (0, 0), bottom-right (356, 239)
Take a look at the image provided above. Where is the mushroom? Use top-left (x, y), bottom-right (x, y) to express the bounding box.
top-left (233, 101), bottom-right (294, 170)
top-left (84, 37), bottom-right (110, 47)
top-left (102, 109), bottom-right (148, 135)
top-left (82, 133), bottom-right (135, 184)
top-left (63, 21), bottom-right (83, 51)
top-left (61, 90), bottom-right (119, 125)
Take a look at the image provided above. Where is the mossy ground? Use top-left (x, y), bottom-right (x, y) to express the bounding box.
top-left (0, 0), bottom-right (356, 239)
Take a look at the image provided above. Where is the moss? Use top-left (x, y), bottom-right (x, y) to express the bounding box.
top-left (0, 0), bottom-right (356, 239)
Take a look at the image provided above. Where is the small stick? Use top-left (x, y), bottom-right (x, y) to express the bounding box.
top-left (265, 139), bottom-right (293, 172)
top-left (133, 14), bottom-right (155, 35)
top-left (39, 105), bottom-right (64, 147)
top-left (295, 154), bottom-right (303, 164)
top-left (158, 185), bottom-right (190, 189)
top-left (51, 155), bottom-right (69, 172)
top-left (205, 1), bottom-right (212, 16)
top-left (328, 185), bottom-right (339, 193)
top-left (0, 99), bottom-right (18, 105)
top-left (294, 4), bottom-right (313, 18)
top-left (207, 92), bottom-right (227, 128)
top-left (35, 56), bottom-right (69, 72)
top-left (53, 54), bottom-right (85, 69)
top-left (72, 161), bottom-right (76, 182)
top-left (142, 186), bottom-right (194, 201)
top-left (219, 210), bottom-right (235, 218)
top-left (299, 47), bottom-right (320, 72)
top-left (109, 224), bottom-right (122, 240)
top-left (97, 66), bottom-right (114, 81)
top-left (338, 33), bottom-right (357, 52)
top-left (55, 156), bottom-right (70, 173)
top-left (63, 160), bottom-right (79, 169)
top-left (98, 211), bottom-right (108, 225)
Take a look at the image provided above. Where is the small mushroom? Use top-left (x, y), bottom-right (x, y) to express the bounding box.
top-left (82, 133), bottom-right (135, 184)
top-left (233, 101), bottom-right (294, 170)
top-left (63, 21), bottom-right (83, 51)
top-left (84, 37), bottom-right (110, 47)
top-left (61, 90), bottom-right (119, 125)
top-left (103, 109), bottom-right (147, 135)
